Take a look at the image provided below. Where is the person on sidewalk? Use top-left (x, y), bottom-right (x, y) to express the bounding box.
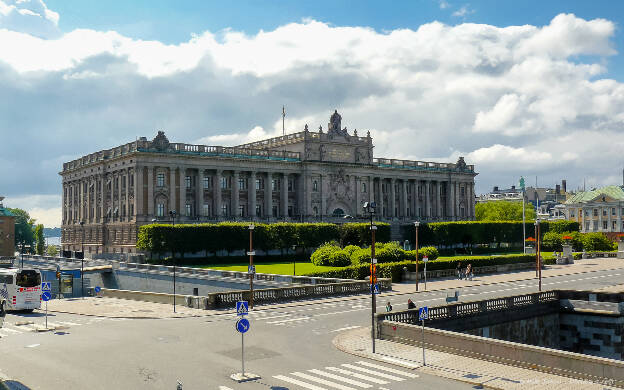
top-left (386, 302), bottom-right (393, 312)
top-left (407, 299), bottom-right (416, 310)
top-left (456, 262), bottom-right (463, 280)
top-left (466, 263), bottom-right (473, 281)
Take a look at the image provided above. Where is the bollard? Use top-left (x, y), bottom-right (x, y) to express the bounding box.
top-left (176, 380), bottom-right (183, 390)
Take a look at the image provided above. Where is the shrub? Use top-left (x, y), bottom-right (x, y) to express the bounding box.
top-left (542, 231), bottom-right (563, 252)
top-left (375, 242), bottom-right (404, 263)
top-left (310, 243), bottom-right (341, 266)
top-left (343, 245), bottom-right (360, 257)
top-left (350, 248), bottom-right (371, 265)
top-left (330, 249), bottom-right (351, 267)
top-left (582, 232), bottom-right (613, 251)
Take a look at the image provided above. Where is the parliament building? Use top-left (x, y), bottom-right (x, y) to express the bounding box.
top-left (60, 111), bottom-right (477, 257)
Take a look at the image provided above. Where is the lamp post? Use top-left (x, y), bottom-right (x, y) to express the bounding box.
top-left (535, 219), bottom-right (541, 291)
top-left (80, 220), bottom-right (85, 299)
top-left (169, 210), bottom-right (177, 313)
top-left (248, 224), bottom-right (255, 309)
top-left (414, 221), bottom-right (420, 292)
top-left (362, 201), bottom-right (377, 353)
top-left (292, 244), bottom-right (297, 276)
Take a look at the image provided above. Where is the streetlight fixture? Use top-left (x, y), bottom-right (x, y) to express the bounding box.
top-left (80, 220), bottom-right (85, 299)
top-left (248, 224), bottom-right (255, 309)
top-left (362, 201), bottom-right (377, 354)
top-left (292, 244), bottom-right (297, 276)
top-left (169, 210), bottom-right (177, 313)
top-left (535, 219), bottom-right (542, 291)
top-left (414, 221), bottom-right (420, 292)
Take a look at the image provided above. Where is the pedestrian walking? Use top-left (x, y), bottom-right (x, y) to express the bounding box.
top-left (456, 262), bottom-right (463, 280)
top-left (386, 302), bottom-right (393, 312)
top-left (466, 263), bottom-right (473, 281)
top-left (407, 298), bottom-right (416, 310)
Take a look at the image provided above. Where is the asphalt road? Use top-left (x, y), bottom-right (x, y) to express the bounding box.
top-left (0, 266), bottom-right (621, 390)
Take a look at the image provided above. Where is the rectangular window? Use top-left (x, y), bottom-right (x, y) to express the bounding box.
top-left (570, 210), bottom-right (575, 217)
top-left (221, 204), bottom-right (227, 216)
top-left (272, 179), bottom-right (279, 191)
top-left (406, 185), bottom-right (410, 194)
top-left (612, 220), bottom-right (617, 230)
top-left (203, 204), bottom-right (211, 216)
top-left (593, 209), bottom-right (598, 217)
top-left (461, 187), bottom-right (465, 196)
top-left (602, 208), bottom-right (607, 216)
top-left (255, 205), bottom-right (261, 217)
top-left (239, 205), bottom-right (244, 217)
top-left (185, 204), bottom-right (191, 216)
top-left (129, 204), bottom-right (134, 216)
top-left (593, 221), bottom-right (598, 231)
top-left (288, 179), bottom-right (293, 192)
top-left (255, 179), bottom-right (261, 190)
top-left (612, 207), bottom-right (616, 216)
top-left (272, 205), bottom-right (278, 217)
top-left (603, 220), bottom-right (608, 230)
top-left (157, 203), bottom-right (164, 217)
top-left (157, 173), bottom-right (165, 187)
top-left (221, 177), bottom-right (228, 189)
top-left (185, 176), bottom-right (192, 189)
top-left (362, 182), bottom-right (367, 193)
top-left (129, 175), bottom-right (134, 187)
top-left (585, 221), bottom-right (590, 231)
top-left (288, 206), bottom-right (293, 217)
top-left (122, 177), bottom-right (126, 189)
top-left (239, 178), bottom-right (246, 190)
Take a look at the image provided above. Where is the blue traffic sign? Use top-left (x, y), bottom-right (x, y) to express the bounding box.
top-left (418, 306), bottom-right (429, 321)
top-left (94, 286), bottom-right (101, 293)
top-left (42, 291), bottom-right (52, 302)
top-left (371, 284), bottom-right (380, 294)
top-left (236, 301), bottom-right (249, 316)
top-left (41, 282), bottom-right (51, 292)
top-left (236, 318), bottom-right (250, 333)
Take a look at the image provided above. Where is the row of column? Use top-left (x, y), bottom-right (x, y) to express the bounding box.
top-left (579, 206), bottom-right (624, 232)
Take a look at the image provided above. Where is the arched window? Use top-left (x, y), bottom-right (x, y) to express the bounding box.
top-left (313, 181), bottom-right (318, 192)
top-left (362, 182), bottom-right (367, 193)
top-left (313, 206), bottom-right (319, 216)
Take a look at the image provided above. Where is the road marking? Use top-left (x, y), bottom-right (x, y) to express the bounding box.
top-left (1, 327), bottom-right (22, 334)
top-left (377, 356), bottom-right (420, 368)
top-left (274, 374), bottom-right (328, 390)
top-left (325, 367), bottom-right (388, 385)
top-left (57, 321), bottom-right (81, 326)
top-left (257, 314), bottom-right (292, 321)
top-left (355, 361), bottom-right (419, 378)
top-left (308, 369), bottom-right (373, 388)
top-left (341, 364), bottom-right (405, 382)
top-left (25, 344), bottom-right (40, 348)
top-left (266, 316), bottom-right (311, 324)
top-left (218, 386), bottom-right (234, 390)
top-left (291, 371), bottom-right (357, 390)
top-left (331, 326), bottom-right (361, 332)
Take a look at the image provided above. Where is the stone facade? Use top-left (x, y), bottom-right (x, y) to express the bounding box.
top-left (0, 198), bottom-right (15, 257)
top-left (564, 185), bottom-right (624, 233)
top-left (60, 111), bottom-right (477, 257)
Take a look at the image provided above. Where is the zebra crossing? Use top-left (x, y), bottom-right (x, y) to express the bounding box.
top-left (0, 317), bottom-right (127, 338)
top-left (272, 360), bottom-right (418, 390)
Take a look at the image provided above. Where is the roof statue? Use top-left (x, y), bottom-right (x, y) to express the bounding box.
top-left (327, 110), bottom-right (349, 137)
top-left (304, 124), bottom-right (309, 132)
top-left (456, 156), bottom-right (467, 170)
top-left (151, 131), bottom-right (170, 152)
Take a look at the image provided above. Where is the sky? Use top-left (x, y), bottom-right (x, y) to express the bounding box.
top-left (1, 0), bottom-right (623, 228)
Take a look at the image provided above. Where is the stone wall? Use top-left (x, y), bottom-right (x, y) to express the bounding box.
top-left (560, 312), bottom-right (624, 360)
top-left (466, 313), bottom-right (560, 348)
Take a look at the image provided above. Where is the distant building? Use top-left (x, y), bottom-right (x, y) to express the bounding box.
top-left (564, 185), bottom-right (624, 233)
top-left (60, 110), bottom-right (478, 257)
top-left (0, 197), bottom-right (15, 257)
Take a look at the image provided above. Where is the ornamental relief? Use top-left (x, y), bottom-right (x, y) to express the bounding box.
top-left (328, 169), bottom-right (353, 204)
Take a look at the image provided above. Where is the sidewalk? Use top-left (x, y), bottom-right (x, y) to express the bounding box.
top-left (334, 327), bottom-right (619, 390)
top-left (390, 257), bottom-right (624, 294)
top-left (44, 297), bottom-right (207, 319)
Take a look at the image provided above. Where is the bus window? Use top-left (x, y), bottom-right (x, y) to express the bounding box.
top-left (16, 271), bottom-right (41, 288)
top-left (0, 275), bottom-right (13, 284)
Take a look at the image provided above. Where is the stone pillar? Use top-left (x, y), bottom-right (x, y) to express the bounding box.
top-left (249, 171), bottom-right (257, 219)
top-left (402, 179), bottom-right (408, 218)
top-left (179, 167), bottom-right (186, 217)
top-left (214, 170), bottom-right (222, 218)
top-left (455, 182), bottom-right (460, 219)
top-left (599, 206), bottom-right (603, 232)
top-left (147, 167), bottom-right (154, 217)
top-left (470, 183), bottom-right (475, 219)
top-left (135, 166), bottom-right (142, 219)
top-left (378, 178), bottom-right (384, 218)
top-left (390, 179), bottom-right (396, 219)
top-left (169, 167), bottom-right (176, 214)
top-left (580, 207), bottom-right (585, 232)
top-left (320, 175), bottom-right (326, 219)
top-left (298, 174), bottom-right (305, 219)
top-left (232, 170), bottom-right (240, 219)
top-left (264, 172), bottom-right (272, 218)
top-left (423, 180), bottom-right (429, 219)
top-left (100, 176), bottom-right (106, 222)
top-left (437, 180), bottom-right (442, 219)
top-left (355, 176), bottom-right (360, 217)
top-left (447, 180), bottom-right (454, 220)
top-left (617, 205), bottom-right (622, 232)
top-left (124, 171), bottom-right (130, 221)
top-left (197, 169), bottom-right (204, 217)
top-left (281, 173), bottom-right (288, 219)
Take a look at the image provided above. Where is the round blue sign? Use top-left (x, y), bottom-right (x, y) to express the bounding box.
top-left (42, 291), bottom-right (52, 302)
top-left (236, 318), bottom-right (250, 333)
top-left (94, 286), bottom-right (101, 293)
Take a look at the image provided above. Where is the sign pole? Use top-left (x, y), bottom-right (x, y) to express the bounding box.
top-left (241, 331), bottom-right (245, 377)
top-left (370, 224), bottom-right (376, 354)
top-left (424, 258), bottom-right (428, 290)
top-left (45, 300), bottom-right (48, 329)
top-left (422, 318), bottom-right (426, 366)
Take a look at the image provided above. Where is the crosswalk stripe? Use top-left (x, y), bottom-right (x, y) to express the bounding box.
top-left (291, 372), bottom-right (357, 390)
top-left (274, 375), bottom-right (328, 390)
top-left (257, 314), bottom-right (291, 321)
top-left (266, 317), bottom-right (310, 324)
top-left (1, 327), bottom-right (22, 334)
top-left (325, 367), bottom-right (388, 385)
top-left (57, 321), bottom-right (81, 326)
top-left (218, 386), bottom-right (234, 390)
top-left (355, 361), bottom-right (419, 378)
top-left (340, 364), bottom-right (405, 382)
top-left (308, 369), bottom-right (373, 388)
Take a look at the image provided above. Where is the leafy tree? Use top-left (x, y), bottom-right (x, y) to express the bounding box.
top-left (46, 245), bottom-right (58, 257)
top-left (475, 201), bottom-right (536, 221)
top-left (34, 224), bottom-right (45, 255)
top-left (8, 208), bottom-right (35, 252)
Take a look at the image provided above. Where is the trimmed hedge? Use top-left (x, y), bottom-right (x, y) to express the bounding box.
top-left (311, 242), bottom-right (439, 266)
top-left (541, 231), bottom-right (614, 252)
top-left (400, 220), bottom-right (580, 247)
top-left (136, 222), bottom-right (391, 258)
top-left (304, 254), bottom-right (544, 282)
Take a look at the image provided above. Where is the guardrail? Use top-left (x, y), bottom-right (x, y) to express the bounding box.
top-left (402, 261), bottom-right (540, 281)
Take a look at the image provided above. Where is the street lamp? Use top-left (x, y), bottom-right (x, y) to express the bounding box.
top-left (80, 220), bottom-right (85, 299)
top-left (248, 224), bottom-right (255, 309)
top-left (535, 219), bottom-right (542, 291)
top-left (292, 244), bottom-right (297, 276)
top-left (362, 201), bottom-right (377, 354)
top-left (414, 221), bottom-right (420, 292)
top-left (169, 210), bottom-right (177, 313)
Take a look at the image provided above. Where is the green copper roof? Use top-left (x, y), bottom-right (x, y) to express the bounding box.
top-left (566, 185), bottom-right (624, 204)
top-left (0, 207), bottom-right (15, 217)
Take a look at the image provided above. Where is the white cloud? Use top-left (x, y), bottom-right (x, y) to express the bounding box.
top-left (0, 0), bottom-right (59, 38)
top-left (452, 5), bottom-right (474, 18)
top-left (439, 1), bottom-right (450, 10)
top-left (2, 195), bottom-right (61, 228)
top-left (0, 6), bottom-right (623, 227)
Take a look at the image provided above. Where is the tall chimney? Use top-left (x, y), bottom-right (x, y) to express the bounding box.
top-left (562, 180), bottom-right (567, 193)
top-left (555, 184), bottom-right (560, 194)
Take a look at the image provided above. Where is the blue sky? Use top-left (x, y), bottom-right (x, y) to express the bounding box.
top-left (1, 0), bottom-right (624, 226)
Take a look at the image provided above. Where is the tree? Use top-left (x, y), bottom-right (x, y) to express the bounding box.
top-left (34, 224), bottom-right (45, 255)
top-left (46, 245), bottom-right (58, 257)
top-left (8, 208), bottom-right (35, 252)
top-left (475, 201), bottom-right (535, 221)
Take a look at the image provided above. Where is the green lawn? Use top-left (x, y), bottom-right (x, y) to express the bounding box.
top-left (197, 261), bottom-right (343, 276)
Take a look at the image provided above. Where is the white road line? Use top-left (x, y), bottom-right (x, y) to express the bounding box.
top-left (266, 316), bottom-right (311, 324)
top-left (218, 386), bottom-right (234, 390)
top-left (355, 361), bottom-right (419, 378)
top-left (1, 327), bottom-right (22, 334)
top-left (340, 364), bottom-right (405, 382)
top-left (274, 375), bottom-right (328, 390)
top-left (331, 326), bottom-right (361, 332)
top-left (291, 372), bottom-right (357, 390)
top-left (25, 344), bottom-right (39, 348)
top-left (325, 367), bottom-right (388, 385)
top-left (308, 369), bottom-right (373, 388)
top-left (258, 314), bottom-right (292, 321)
top-left (57, 321), bottom-right (81, 326)
top-left (377, 356), bottom-right (420, 368)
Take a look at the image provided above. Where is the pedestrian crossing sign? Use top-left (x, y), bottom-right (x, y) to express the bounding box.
top-left (236, 301), bottom-right (249, 316)
top-left (41, 282), bottom-right (51, 292)
top-left (371, 284), bottom-right (380, 294)
top-left (418, 306), bottom-right (429, 321)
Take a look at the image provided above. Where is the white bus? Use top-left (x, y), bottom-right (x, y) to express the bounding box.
top-left (0, 268), bottom-right (42, 312)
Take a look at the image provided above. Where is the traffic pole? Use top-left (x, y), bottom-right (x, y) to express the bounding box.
top-left (241, 331), bottom-right (245, 377)
top-left (371, 223), bottom-right (377, 354)
top-left (422, 319), bottom-right (426, 366)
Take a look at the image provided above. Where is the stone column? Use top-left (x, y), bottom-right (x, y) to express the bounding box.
top-left (249, 171), bottom-right (257, 219)
top-left (135, 166), bottom-right (142, 219)
top-left (125, 171), bottom-right (130, 221)
top-left (281, 173), bottom-right (288, 219)
top-left (455, 182), bottom-right (460, 219)
top-left (179, 167), bottom-right (186, 217)
top-left (436, 180), bottom-right (442, 219)
top-left (264, 172), bottom-right (272, 218)
top-left (580, 207), bottom-right (585, 232)
top-left (617, 205), bottom-right (622, 232)
top-left (368, 176), bottom-right (373, 204)
top-left (232, 170), bottom-right (240, 219)
top-left (215, 170), bottom-right (222, 218)
top-left (197, 169), bottom-right (204, 217)
top-left (147, 167), bottom-right (154, 217)
top-left (355, 176), bottom-right (360, 217)
top-left (100, 176), bottom-right (106, 222)
top-left (390, 179), bottom-right (396, 219)
top-left (320, 175), bottom-right (326, 218)
top-left (297, 174), bottom-right (305, 219)
top-left (447, 180), bottom-right (454, 220)
top-left (599, 206), bottom-right (603, 232)
top-left (169, 167), bottom-right (176, 214)
top-left (402, 179), bottom-right (408, 218)
top-left (425, 180), bottom-right (432, 220)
